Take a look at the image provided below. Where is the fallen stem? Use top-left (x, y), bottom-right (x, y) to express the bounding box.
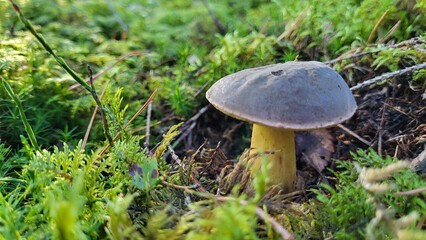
top-left (337, 124), bottom-right (372, 146)
top-left (350, 62), bottom-right (426, 91)
top-left (326, 37), bottom-right (426, 65)
top-left (395, 187), bottom-right (426, 196)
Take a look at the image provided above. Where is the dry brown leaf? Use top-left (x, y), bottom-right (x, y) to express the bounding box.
top-left (295, 130), bottom-right (335, 172)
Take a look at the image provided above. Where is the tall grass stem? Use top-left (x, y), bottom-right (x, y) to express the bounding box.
top-left (1, 77), bottom-right (40, 151)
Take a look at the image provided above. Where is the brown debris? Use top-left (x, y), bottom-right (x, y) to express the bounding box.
top-left (295, 130), bottom-right (335, 173)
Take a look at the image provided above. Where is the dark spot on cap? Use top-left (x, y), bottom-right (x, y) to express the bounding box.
top-left (271, 70), bottom-right (284, 76)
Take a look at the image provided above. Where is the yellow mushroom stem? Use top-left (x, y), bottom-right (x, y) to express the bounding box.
top-left (250, 123), bottom-right (296, 192)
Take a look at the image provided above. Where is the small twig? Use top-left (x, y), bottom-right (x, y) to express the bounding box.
top-left (376, 100), bottom-right (388, 156)
top-left (161, 181), bottom-right (199, 190)
top-left (395, 187), bottom-right (426, 196)
top-left (194, 78), bottom-right (213, 97)
top-left (350, 62), bottom-right (426, 91)
top-left (216, 196), bottom-right (294, 240)
top-left (88, 66), bottom-right (114, 146)
top-left (168, 145), bottom-right (182, 166)
top-left (168, 105), bottom-right (210, 152)
top-left (125, 89), bottom-right (158, 130)
top-left (326, 37), bottom-right (426, 65)
top-left (129, 121), bottom-right (161, 134)
top-left (82, 81), bottom-right (110, 149)
top-left (378, 20), bottom-right (401, 44)
top-left (337, 124), bottom-right (372, 146)
top-left (144, 101), bottom-right (153, 151)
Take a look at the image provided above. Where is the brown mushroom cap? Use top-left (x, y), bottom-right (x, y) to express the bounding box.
top-left (206, 61), bottom-right (357, 130)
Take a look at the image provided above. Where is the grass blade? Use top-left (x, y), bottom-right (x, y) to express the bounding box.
top-left (1, 77), bottom-right (40, 151)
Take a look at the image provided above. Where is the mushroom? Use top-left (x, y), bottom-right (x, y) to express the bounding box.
top-left (206, 61), bottom-right (357, 192)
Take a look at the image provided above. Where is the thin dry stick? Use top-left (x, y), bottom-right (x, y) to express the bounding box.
top-left (367, 10), bottom-right (389, 43)
top-left (216, 196), bottom-right (294, 240)
top-left (168, 105), bottom-right (210, 152)
top-left (82, 81), bottom-right (110, 149)
top-left (350, 62), bottom-right (426, 91)
top-left (377, 101), bottom-right (388, 156)
top-left (98, 89), bottom-right (157, 157)
top-left (168, 145), bottom-right (182, 166)
top-left (326, 37), bottom-right (426, 65)
top-left (378, 20), bottom-right (401, 44)
top-left (395, 187), bottom-right (426, 196)
top-left (129, 121), bottom-right (161, 134)
top-left (124, 89), bottom-right (158, 130)
top-left (144, 101), bottom-right (153, 151)
top-left (162, 181), bottom-right (198, 190)
top-left (337, 124), bottom-right (372, 146)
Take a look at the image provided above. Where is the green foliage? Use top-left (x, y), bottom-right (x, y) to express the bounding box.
top-left (186, 197), bottom-right (259, 240)
top-left (373, 47), bottom-right (426, 71)
top-left (104, 88), bottom-right (129, 137)
top-left (108, 136), bottom-right (153, 190)
top-left (0, 138), bottom-right (157, 238)
top-left (131, 159), bottom-right (160, 191)
top-left (309, 149), bottom-right (426, 239)
top-left (106, 194), bottom-right (142, 239)
top-left (154, 123), bottom-right (182, 161)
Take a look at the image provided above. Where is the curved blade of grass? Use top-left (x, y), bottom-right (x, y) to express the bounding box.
top-left (1, 77), bottom-right (40, 151)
